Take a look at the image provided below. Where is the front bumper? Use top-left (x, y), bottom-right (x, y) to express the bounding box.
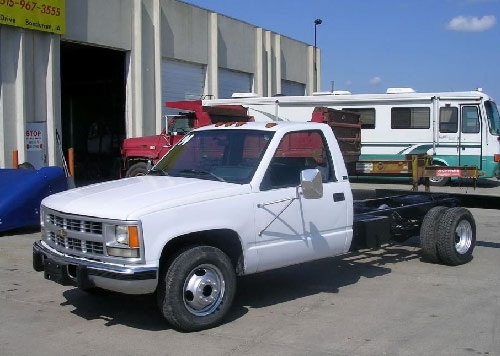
top-left (33, 240), bottom-right (157, 294)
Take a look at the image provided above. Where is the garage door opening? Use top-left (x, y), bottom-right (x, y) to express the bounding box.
top-left (61, 42), bottom-right (126, 186)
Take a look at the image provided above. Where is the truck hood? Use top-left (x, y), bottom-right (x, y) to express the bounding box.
top-left (41, 177), bottom-right (250, 220)
top-left (122, 134), bottom-right (163, 148)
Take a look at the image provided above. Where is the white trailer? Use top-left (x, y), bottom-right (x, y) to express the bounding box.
top-left (203, 88), bottom-right (500, 185)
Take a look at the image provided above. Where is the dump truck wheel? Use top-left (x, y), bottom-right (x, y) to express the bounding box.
top-left (420, 206), bottom-right (448, 263)
top-left (157, 246), bottom-right (236, 332)
top-left (126, 162), bottom-right (148, 177)
top-left (436, 207), bottom-right (476, 266)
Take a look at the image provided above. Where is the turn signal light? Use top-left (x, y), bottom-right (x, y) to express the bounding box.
top-left (494, 154), bottom-right (500, 163)
top-left (128, 226), bottom-right (140, 248)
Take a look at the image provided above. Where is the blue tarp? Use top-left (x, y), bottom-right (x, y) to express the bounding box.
top-left (0, 167), bottom-right (68, 233)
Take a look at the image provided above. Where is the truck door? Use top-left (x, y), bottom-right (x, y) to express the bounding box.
top-left (438, 104), bottom-right (482, 169)
top-left (253, 129), bottom-right (351, 272)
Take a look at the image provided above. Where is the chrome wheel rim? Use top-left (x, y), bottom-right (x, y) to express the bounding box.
top-left (183, 264), bottom-right (225, 316)
top-left (429, 176), bottom-right (444, 184)
top-left (455, 219), bottom-right (473, 254)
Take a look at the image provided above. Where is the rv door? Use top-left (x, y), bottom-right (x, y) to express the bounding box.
top-left (438, 104), bottom-right (482, 169)
top-left (459, 104), bottom-right (482, 169)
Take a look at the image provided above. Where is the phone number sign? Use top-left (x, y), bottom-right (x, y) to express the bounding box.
top-left (0, 0), bottom-right (65, 34)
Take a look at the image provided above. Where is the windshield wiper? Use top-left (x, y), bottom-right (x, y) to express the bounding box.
top-left (178, 169), bottom-right (226, 182)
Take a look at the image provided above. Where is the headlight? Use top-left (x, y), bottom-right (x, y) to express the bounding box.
top-left (114, 225), bottom-right (140, 247)
top-left (107, 225), bottom-right (141, 258)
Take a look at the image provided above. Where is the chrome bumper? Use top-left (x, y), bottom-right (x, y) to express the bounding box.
top-left (33, 240), bottom-right (157, 294)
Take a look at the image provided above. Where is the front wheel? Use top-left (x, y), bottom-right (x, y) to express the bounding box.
top-left (436, 207), bottom-right (476, 265)
top-left (126, 162), bottom-right (148, 177)
top-left (157, 246), bottom-right (236, 332)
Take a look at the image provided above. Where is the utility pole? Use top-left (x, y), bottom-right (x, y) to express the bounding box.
top-left (314, 18), bottom-right (322, 92)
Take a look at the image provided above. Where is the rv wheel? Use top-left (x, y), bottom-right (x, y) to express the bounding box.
top-left (436, 207), bottom-right (476, 265)
top-left (428, 163), bottom-right (450, 186)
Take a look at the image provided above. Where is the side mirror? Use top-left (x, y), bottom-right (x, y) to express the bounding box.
top-left (301, 169), bottom-right (323, 199)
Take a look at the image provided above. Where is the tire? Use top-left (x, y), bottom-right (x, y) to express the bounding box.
top-left (156, 246), bottom-right (236, 332)
top-left (420, 206), bottom-right (448, 263)
top-left (436, 207), bottom-right (476, 266)
top-left (18, 162), bottom-right (35, 170)
top-left (428, 164), bottom-right (450, 187)
top-left (126, 162), bottom-right (148, 177)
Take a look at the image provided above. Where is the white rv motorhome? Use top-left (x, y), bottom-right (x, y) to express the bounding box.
top-left (204, 88), bottom-right (500, 185)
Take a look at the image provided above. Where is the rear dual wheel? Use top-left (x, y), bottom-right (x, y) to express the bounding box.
top-left (436, 207), bottom-right (476, 265)
top-left (420, 206), bottom-right (476, 265)
top-left (420, 206), bottom-right (448, 263)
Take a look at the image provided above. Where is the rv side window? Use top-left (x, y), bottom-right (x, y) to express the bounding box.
top-left (462, 106), bottom-right (480, 133)
top-left (391, 107), bottom-right (430, 129)
top-left (439, 107), bottom-right (458, 133)
top-left (342, 108), bottom-right (375, 129)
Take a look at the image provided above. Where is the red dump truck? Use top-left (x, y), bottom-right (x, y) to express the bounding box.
top-left (121, 101), bottom-right (253, 177)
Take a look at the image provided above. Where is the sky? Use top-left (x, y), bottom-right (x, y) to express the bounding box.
top-left (182, 0), bottom-right (500, 101)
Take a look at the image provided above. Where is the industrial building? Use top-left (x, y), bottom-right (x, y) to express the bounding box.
top-left (0, 0), bottom-right (320, 181)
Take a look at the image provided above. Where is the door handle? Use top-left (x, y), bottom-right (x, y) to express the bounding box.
top-left (333, 193), bottom-right (345, 202)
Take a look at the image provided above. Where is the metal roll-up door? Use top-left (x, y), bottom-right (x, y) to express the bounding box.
top-left (162, 60), bottom-right (205, 115)
top-left (219, 68), bottom-right (253, 99)
top-left (281, 80), bottom-right (305, 96)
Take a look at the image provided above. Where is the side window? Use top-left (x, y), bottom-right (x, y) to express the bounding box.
top-left (391, 107), bottom-right (430, 129)
top-left (462, 106), bottom-right (480, 133)
top-left (439, 107), bottom-right (458, 133)
top-left (343, 108), bottom-right (375, 129)
top-left (261, 130), bottom-right (336, 191)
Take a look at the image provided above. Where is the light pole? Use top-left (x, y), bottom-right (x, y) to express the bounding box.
top-left (314, 19), bottom-right (322, 91)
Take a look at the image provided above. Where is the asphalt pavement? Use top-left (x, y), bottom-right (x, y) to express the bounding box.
top-left (1, 178), bottom-right (499, 356)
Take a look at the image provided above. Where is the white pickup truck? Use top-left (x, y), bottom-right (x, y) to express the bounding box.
top-left (33, 122), bottom-right (476, 331)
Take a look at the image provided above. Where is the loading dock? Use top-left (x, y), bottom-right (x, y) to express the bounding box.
top-left (60, 42), bottom-right (126, 185)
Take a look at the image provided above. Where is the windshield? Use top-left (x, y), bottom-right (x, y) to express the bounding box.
top-left (151, 129), bottom-right (274, 183)
top-left (485, 100), bottom-right (500, 136)
top-left (167, 116), bottom-right (195, 135)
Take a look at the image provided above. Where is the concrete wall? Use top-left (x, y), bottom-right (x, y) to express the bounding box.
top-left (64, 0), bottom-right (132, 50)
top-left (0, 0), bottom-right (319, 168)
top-left (217, 15), bottom-right (254, 72)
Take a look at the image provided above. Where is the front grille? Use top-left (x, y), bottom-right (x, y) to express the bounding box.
top-left (44, 210), bottom-right (105, 257)
top-left (48, 214), bottom-right (102, 234)
top-left (47, 231), bottom-right (104, 255)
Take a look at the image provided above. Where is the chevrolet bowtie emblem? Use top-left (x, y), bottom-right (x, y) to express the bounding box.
top-left (56, 229), bottom-right (68, 238)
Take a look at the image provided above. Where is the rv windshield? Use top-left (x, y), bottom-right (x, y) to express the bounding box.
top-left (485, 100), bottom-right (500, 136)
top-left (150, 129), bottom-right (273, 184)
